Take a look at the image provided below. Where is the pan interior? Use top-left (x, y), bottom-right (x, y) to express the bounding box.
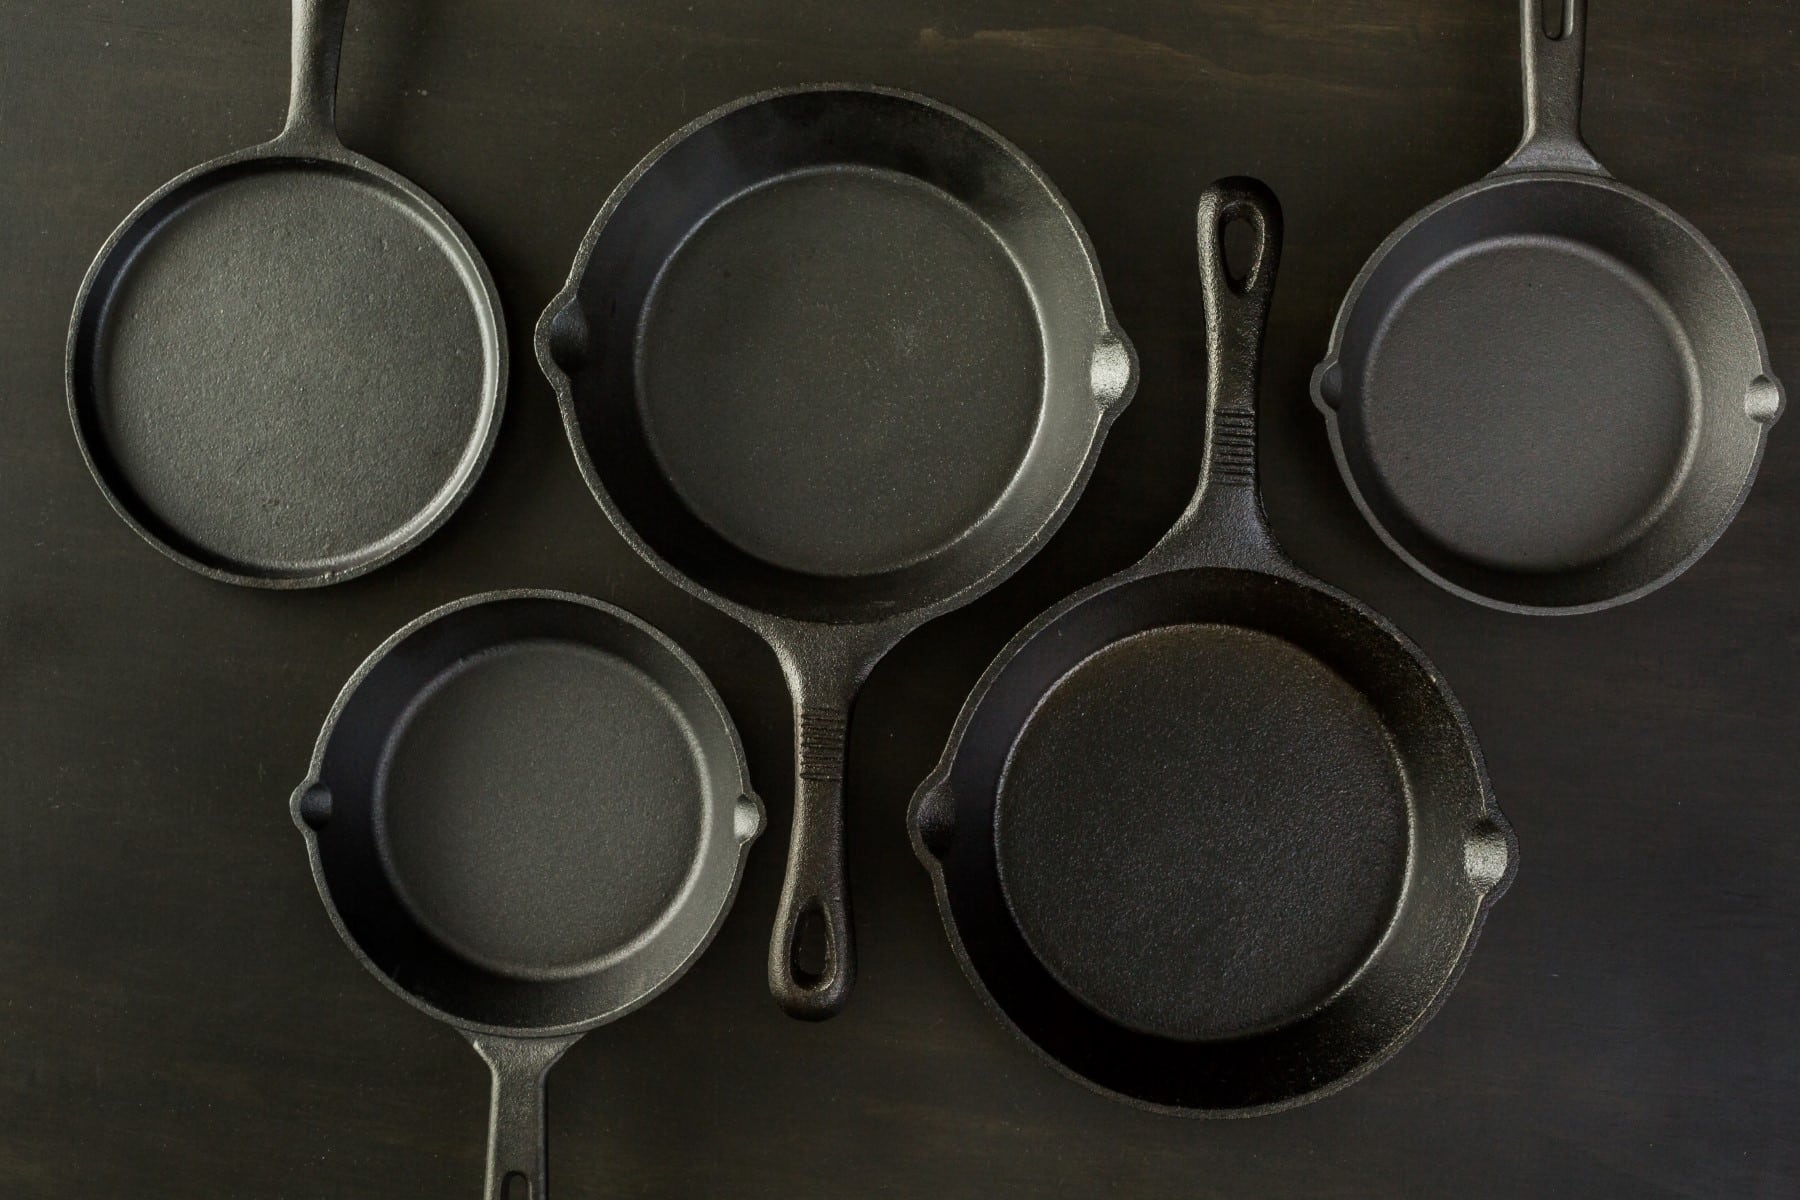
top-left (996, 624), bottom-right (1410, 1041)
top-left (931, 569), bottom-right (1501, 1108)
top-left (374, 640), bottom-right (706, 979)
top-left (73, 157), bottom-right (498, 579)
top-left (637, 166), bottom-right (1043, 578)
top-left (560, 89), bottom-right (1124, 624)
top-left (1357, 235), bottom-right (1697, 571)
top-left (1329, 176), bottom-right (1773, 607)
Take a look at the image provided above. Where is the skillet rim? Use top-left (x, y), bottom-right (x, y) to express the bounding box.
top-left (1311, 167), bottom-right (1782, 616)
top-left (533, 82), bottom-right (1138, 637)
top-left (908, 557), bottom-right (1516, 1116)
top-left (65, 131), bottom-right (509, 589)
top-left (291, 588), bottom-right (764, 1039)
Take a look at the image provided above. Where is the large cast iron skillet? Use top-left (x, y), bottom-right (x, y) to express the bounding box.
top-left (1313, 0), bottom-right (1782, 613)
top-left (294, 591), bottom-right (761, 1197)
top-left (68, 0), bottom-right (505, 586)
top-left (538, 86), bottom-right (1136, 1019)
top-left (912, 179), bottom-right (1515, 1114)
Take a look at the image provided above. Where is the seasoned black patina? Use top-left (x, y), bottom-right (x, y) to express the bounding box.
top-left (912, 178), bottom-right (1515, 1114)
top-left (1314, 0), bottom-right (1782, 613)
top-left (293, 591), bottom-right (762, 1197)
top-left (536, 86), bottom-right (1136, 1019)
top-left (67, 0), bottom-right (505, 587)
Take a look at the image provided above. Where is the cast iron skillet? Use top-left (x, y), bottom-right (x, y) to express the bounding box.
top-left (911, 178), bottom-right (1515, 1114)
top-left (1313, 0), bottom-right (1782, 613)
top-left (537, 85), bottom-right (1136, 1019)
top-left (68, 0), bottom-right (505, 587)
top-left (293, 591), bottom-right (762, 1197)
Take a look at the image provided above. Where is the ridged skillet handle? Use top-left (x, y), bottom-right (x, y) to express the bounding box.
top-left (282, 0), bottom-right (349, 146)
top-left (768, 688), bottom-right (855, 1018)
top-left (1141, 177), bottom-right (1284, 572)
top-left (767, 643), bottom-right (872, 1021)
top-left (467, 1033), bottom-right (578, 1200)
top-left (770, 751), bottom-right (853, 1020)
top-left (1498, 0), bottom-right (1607, 176)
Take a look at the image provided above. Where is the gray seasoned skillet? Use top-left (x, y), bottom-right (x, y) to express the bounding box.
top-left (68, 0), bottom-right (505, 587)
top-left (294, 591), bottom-right (762, 1198)
top-left (537, 86), bottom-right (1137, 1019)
top-left (1314, 0), bottom-right (1782, 614)
top-left (912, 179), bottom-right (1515, 1114)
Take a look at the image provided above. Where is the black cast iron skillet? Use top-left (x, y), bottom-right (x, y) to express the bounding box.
top-left (293, 591), bottom-right (762, 1197)
top-left (911, 178), bottom-right (1515, 1114)
top-left (1313, 0), bottom-right (1782, 614)
top-left (68, 0), bottom-right (505, 587)
top-left (537, 86), bottom-right (1136, 1019)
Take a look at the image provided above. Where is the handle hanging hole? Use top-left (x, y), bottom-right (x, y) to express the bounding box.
top-left (502, 1171), bottom-right (531, 1200)
top-left (790, 902), bottom-right (830, 986)
top-left (1220, 213), bottom-right (1260, 294)
top-left (1541, 0), bottom-right (1571, 40)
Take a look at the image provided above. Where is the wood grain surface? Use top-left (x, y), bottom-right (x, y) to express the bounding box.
top-left (0, 1), bottom-right (1794, 1196)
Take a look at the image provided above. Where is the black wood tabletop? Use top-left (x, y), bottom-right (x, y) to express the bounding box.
top-left (2, 2), bottom-right (1795, 1196)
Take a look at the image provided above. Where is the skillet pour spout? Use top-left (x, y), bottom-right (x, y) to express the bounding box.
top-left (912, 177), bottom-right (1514, 1114)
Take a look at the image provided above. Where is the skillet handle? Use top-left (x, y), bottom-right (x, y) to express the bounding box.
top-left (766, 647), bottom-right (867, 1020)
top-left (769, 711), bottom-right (855, 1020)
top-left (467, 1032), bottom-right (578, 1200)
top-left (1499, 0), bottom-right (1606, 175)
top-left (1142, 177), bottom-right (1283, 570)
top-left (282, 0), bottom-right (350, 146)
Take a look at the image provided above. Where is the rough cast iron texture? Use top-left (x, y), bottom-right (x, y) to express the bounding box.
top-left (293, 591), bottom-right (763, 1199)
top-left (911, 178), bottom-right (1516, 1114)
top-left (1312, 0), bottom-right (1783, 614)
top-left (65, 0), bottom-right (505, 587)
top-left (535, 85), bottom-right (1138, 1020)
top-left (10, 3), bottom-right (1797, 1195)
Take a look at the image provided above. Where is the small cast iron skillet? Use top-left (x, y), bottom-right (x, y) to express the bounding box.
top-left (68, 0), bottom-right (505, 587)
top-left (1313, 0), bottom-right (1782, 613)
top-left (294, 591), bottom-right (761, 1197)
top-left (538, 85), bottom-right (1136, 1019)
top-left (912, 178), bottom-right (1515, 1114)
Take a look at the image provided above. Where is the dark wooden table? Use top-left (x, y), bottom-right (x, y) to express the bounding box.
top-left (2, 2), bottom-right (1795, 1196)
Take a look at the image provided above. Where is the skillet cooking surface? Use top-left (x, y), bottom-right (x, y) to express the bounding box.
top-left (1352, 231), bottom-right (1697, 573)
top-left (76, 161), bottom-right (495, 577)
top-left (639, 165), bottom-right (1043, 577)
top-left (377, 639), bottom-right (707, 980)
top-left (997, 621), bottom-right (1410, 1041)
